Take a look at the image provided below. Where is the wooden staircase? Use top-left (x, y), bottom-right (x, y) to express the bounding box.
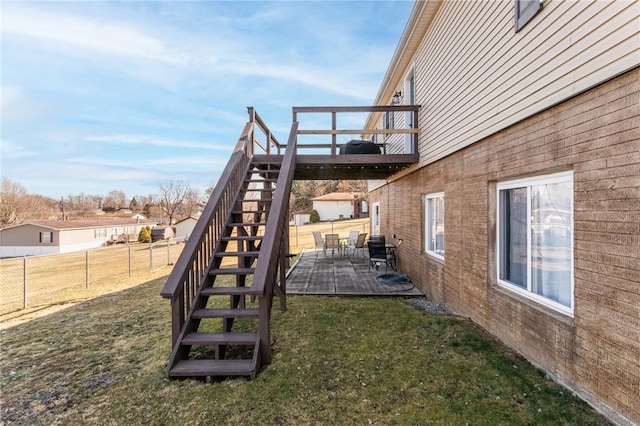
top-left (168, 159), bottom-right (284, 378)
top-left (160, 110), bottom-right (297, 380)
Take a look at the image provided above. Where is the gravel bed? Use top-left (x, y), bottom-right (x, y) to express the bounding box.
top-left (404, 297), bottom-right (450, 315)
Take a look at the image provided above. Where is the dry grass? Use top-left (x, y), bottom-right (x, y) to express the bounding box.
top-left (0, 219), bottom-right (368, 321)
top-left (0, 218), bottom-right (610, 424)
top-left (0, 280), bottom-right (610, 425)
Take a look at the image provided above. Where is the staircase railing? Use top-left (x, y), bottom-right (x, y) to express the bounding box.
top-left (160, 107), bottom-right (280, 348)
top-left (251, 121), bottom-right (298, 364)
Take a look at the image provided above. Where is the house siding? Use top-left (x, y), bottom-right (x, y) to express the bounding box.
top-left (313, 201), bottom-right (354, 221)
top-left (0, 222), bottom-right (155, 257)
top-left (369, 69), bottom-right (640, 424)
top-left (376, 0), bottom-right (639, 167)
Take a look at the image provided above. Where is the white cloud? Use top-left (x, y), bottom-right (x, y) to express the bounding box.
top-left (85, 135), bottom-right (232, 151)
top-left (2, 6), bottom-right (183, 65)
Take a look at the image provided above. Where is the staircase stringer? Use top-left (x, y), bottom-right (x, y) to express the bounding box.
top-left (251, 122), bottom-right (298, 366)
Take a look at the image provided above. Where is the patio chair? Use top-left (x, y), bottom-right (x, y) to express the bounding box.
top-left (324, 233), bottom-right (342, 257)
top-left (368, 235), bottom-right (385, 245)
top-left (312, 231), bottom-right (325, 257)
top-left (346, 232), bottom-right (367, 257)
top-left (343, 230), bottom-right (359, 252)
top-left (368, 241), bottom-right (394, 272)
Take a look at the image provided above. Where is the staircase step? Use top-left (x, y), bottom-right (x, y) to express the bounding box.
top-left (193, 308), bottom-right (259, 319)
top-left (241, 198), bottom-right (273, 203)
top-left (201, 286), bottom-right (253, 296)
top-left (209, 268), bottom-right (255, 275)
top-left (214, 251), bottom-right (260, 257)
top-left (245, 178), bottom-right (277, 183)
top-left (183, 331), bottom-right (258, 345)
top-left (221, 236), bottom-right (263, 242)
top-left (169, 359), bottom-right (256, 377)
top-left (228, 222), bottom-right (266, 227)
top-left (232, 210), bottom-right (267, 214)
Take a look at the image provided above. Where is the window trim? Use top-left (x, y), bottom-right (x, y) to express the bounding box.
top-left (424, 192), bottom-right (445, 261)
top-left (496, 171), bottom-right (574, 316)
top-left (515, 0), bottom-right (542, 32)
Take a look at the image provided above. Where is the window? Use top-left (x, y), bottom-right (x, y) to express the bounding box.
top-left (424, 192), bottom-right (445, 260)
top-left (515, 0), bottom-right (542, 32)
top-left (497, 172), bottom-right (573, 314)
top-left (39, 232), bottom-right (53, 243)
top-left (384, 111), bottom-right (394, 137)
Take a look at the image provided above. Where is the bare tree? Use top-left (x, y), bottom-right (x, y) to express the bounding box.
top-left (0, 178), bottom-right (56, 226)
top-left (103, 190), bottom-right (127, 212)
top-left (182, 188), bottom-right (204, 218)
top-left (157, 180), bottom-right (189, 224)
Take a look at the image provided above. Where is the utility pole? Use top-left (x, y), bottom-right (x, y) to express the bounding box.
top-left (59, 197), bottom-right (65, 221)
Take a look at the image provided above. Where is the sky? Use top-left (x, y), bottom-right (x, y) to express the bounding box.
top-left (0, 0), bottom-right (414, 201)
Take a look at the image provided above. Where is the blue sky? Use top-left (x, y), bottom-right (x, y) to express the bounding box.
top-left (1, 1), bottom-right (413, 200)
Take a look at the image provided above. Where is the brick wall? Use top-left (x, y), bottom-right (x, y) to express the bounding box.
top-left (370, 68), bottom-right (639, 425)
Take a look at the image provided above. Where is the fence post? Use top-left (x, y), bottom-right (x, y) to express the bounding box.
top-left (128, 244), bottom-right (132, 277)
top-left (23, 256), bottom-right (27, 309)
top-left (86, 251), bottom-right (89, 289)
top-left (167, 239), bottom-right (170, 265)
top-left (149, 242), bottom-right (153, 270)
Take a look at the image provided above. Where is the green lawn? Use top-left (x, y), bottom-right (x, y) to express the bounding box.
top-left (0, 277), bottom-right (609, 425)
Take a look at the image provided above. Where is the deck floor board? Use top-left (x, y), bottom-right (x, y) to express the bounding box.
top-left (287, 249), bottom-right (422, 296)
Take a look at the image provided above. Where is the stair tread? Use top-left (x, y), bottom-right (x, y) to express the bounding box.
top-left (193, 308), bottom-right (259, 318)
top-left (221, 236), bottom-right (263, 241)
top-left (169, 359), bottom-right (256, 377)
top-left (241, 198), bottom-right (272, 202)
top-left (201, 286), bottom-right (253, 296)
top-left (183, 331), bottom-right (258, 345)
top-left (209, 268), bottom-right (255, 275)
top-left (232, 210), bottom-right (267, 214)
top-left (228, 222), bottom-right (266, 227)
top-left (214, 251), bottom-right (260, 257)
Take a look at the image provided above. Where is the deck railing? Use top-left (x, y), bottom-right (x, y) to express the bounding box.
top-left (160, 107), bottom-right (279, 348)
top-left (291, 105), bottom-right (419, 155)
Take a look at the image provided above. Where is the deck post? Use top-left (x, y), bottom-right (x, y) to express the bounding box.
top-left (331, 111), bottom-right (337, 156)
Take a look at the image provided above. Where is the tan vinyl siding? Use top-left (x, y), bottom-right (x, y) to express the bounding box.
top-left (0, 224), bottom-right (58, 247)
top-left (411, 0), bottom-right (639, 167)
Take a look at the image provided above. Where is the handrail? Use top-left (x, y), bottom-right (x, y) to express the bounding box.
top-left (247, 107), bottom-right (283, 155)
top-left (251, 121), bottom-right (298, 364)
top-left (291, 105), bottom-right (420, 156)
top-left (250, 121), bottom-right (298, 296)
top-left (160, 150), bottom-right (250, 346)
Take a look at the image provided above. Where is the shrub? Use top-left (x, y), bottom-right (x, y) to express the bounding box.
top-left (138, 226), bottom-right (151, 243)
top-left (310, 210), bottom-right (320, 223)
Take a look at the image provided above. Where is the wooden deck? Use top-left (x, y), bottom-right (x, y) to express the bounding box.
top-left (286, 249), bottom-right (423, 296)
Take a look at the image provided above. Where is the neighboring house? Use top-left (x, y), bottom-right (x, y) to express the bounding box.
top-left (311, 192), bottom-right (361, 221)
top-left (292, 208), bottom-right (313, 226)
top-left (151, 226), bottom-right (175, 243)
top-left (175, 217), bottom-right (198, 241)
top-left (0, 219), bottom-right (157, 257)
top-left (366, 1), bottom-right (639, 425)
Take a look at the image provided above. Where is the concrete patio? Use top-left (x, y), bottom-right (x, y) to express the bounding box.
top-left (286, 249), bottom-right (423, 296)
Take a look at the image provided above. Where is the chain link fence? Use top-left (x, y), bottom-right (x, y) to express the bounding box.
top-left (0, 239), bottom-right (184, 315)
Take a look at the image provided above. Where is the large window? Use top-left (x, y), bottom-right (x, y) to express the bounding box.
top-left (497, 172), bottom-right (573, 314)
top-left (39, 232), bottom-right (53, 243)
top-left (424, 192), bottom-right (445, 260)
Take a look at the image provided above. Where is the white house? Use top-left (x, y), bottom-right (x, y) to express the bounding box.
top-left (175, 217), bottom-right (198, 241)
top-left (311, 192), bottom-right (358, 221)
top-left (0, 219), bottom-right (156, 257)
